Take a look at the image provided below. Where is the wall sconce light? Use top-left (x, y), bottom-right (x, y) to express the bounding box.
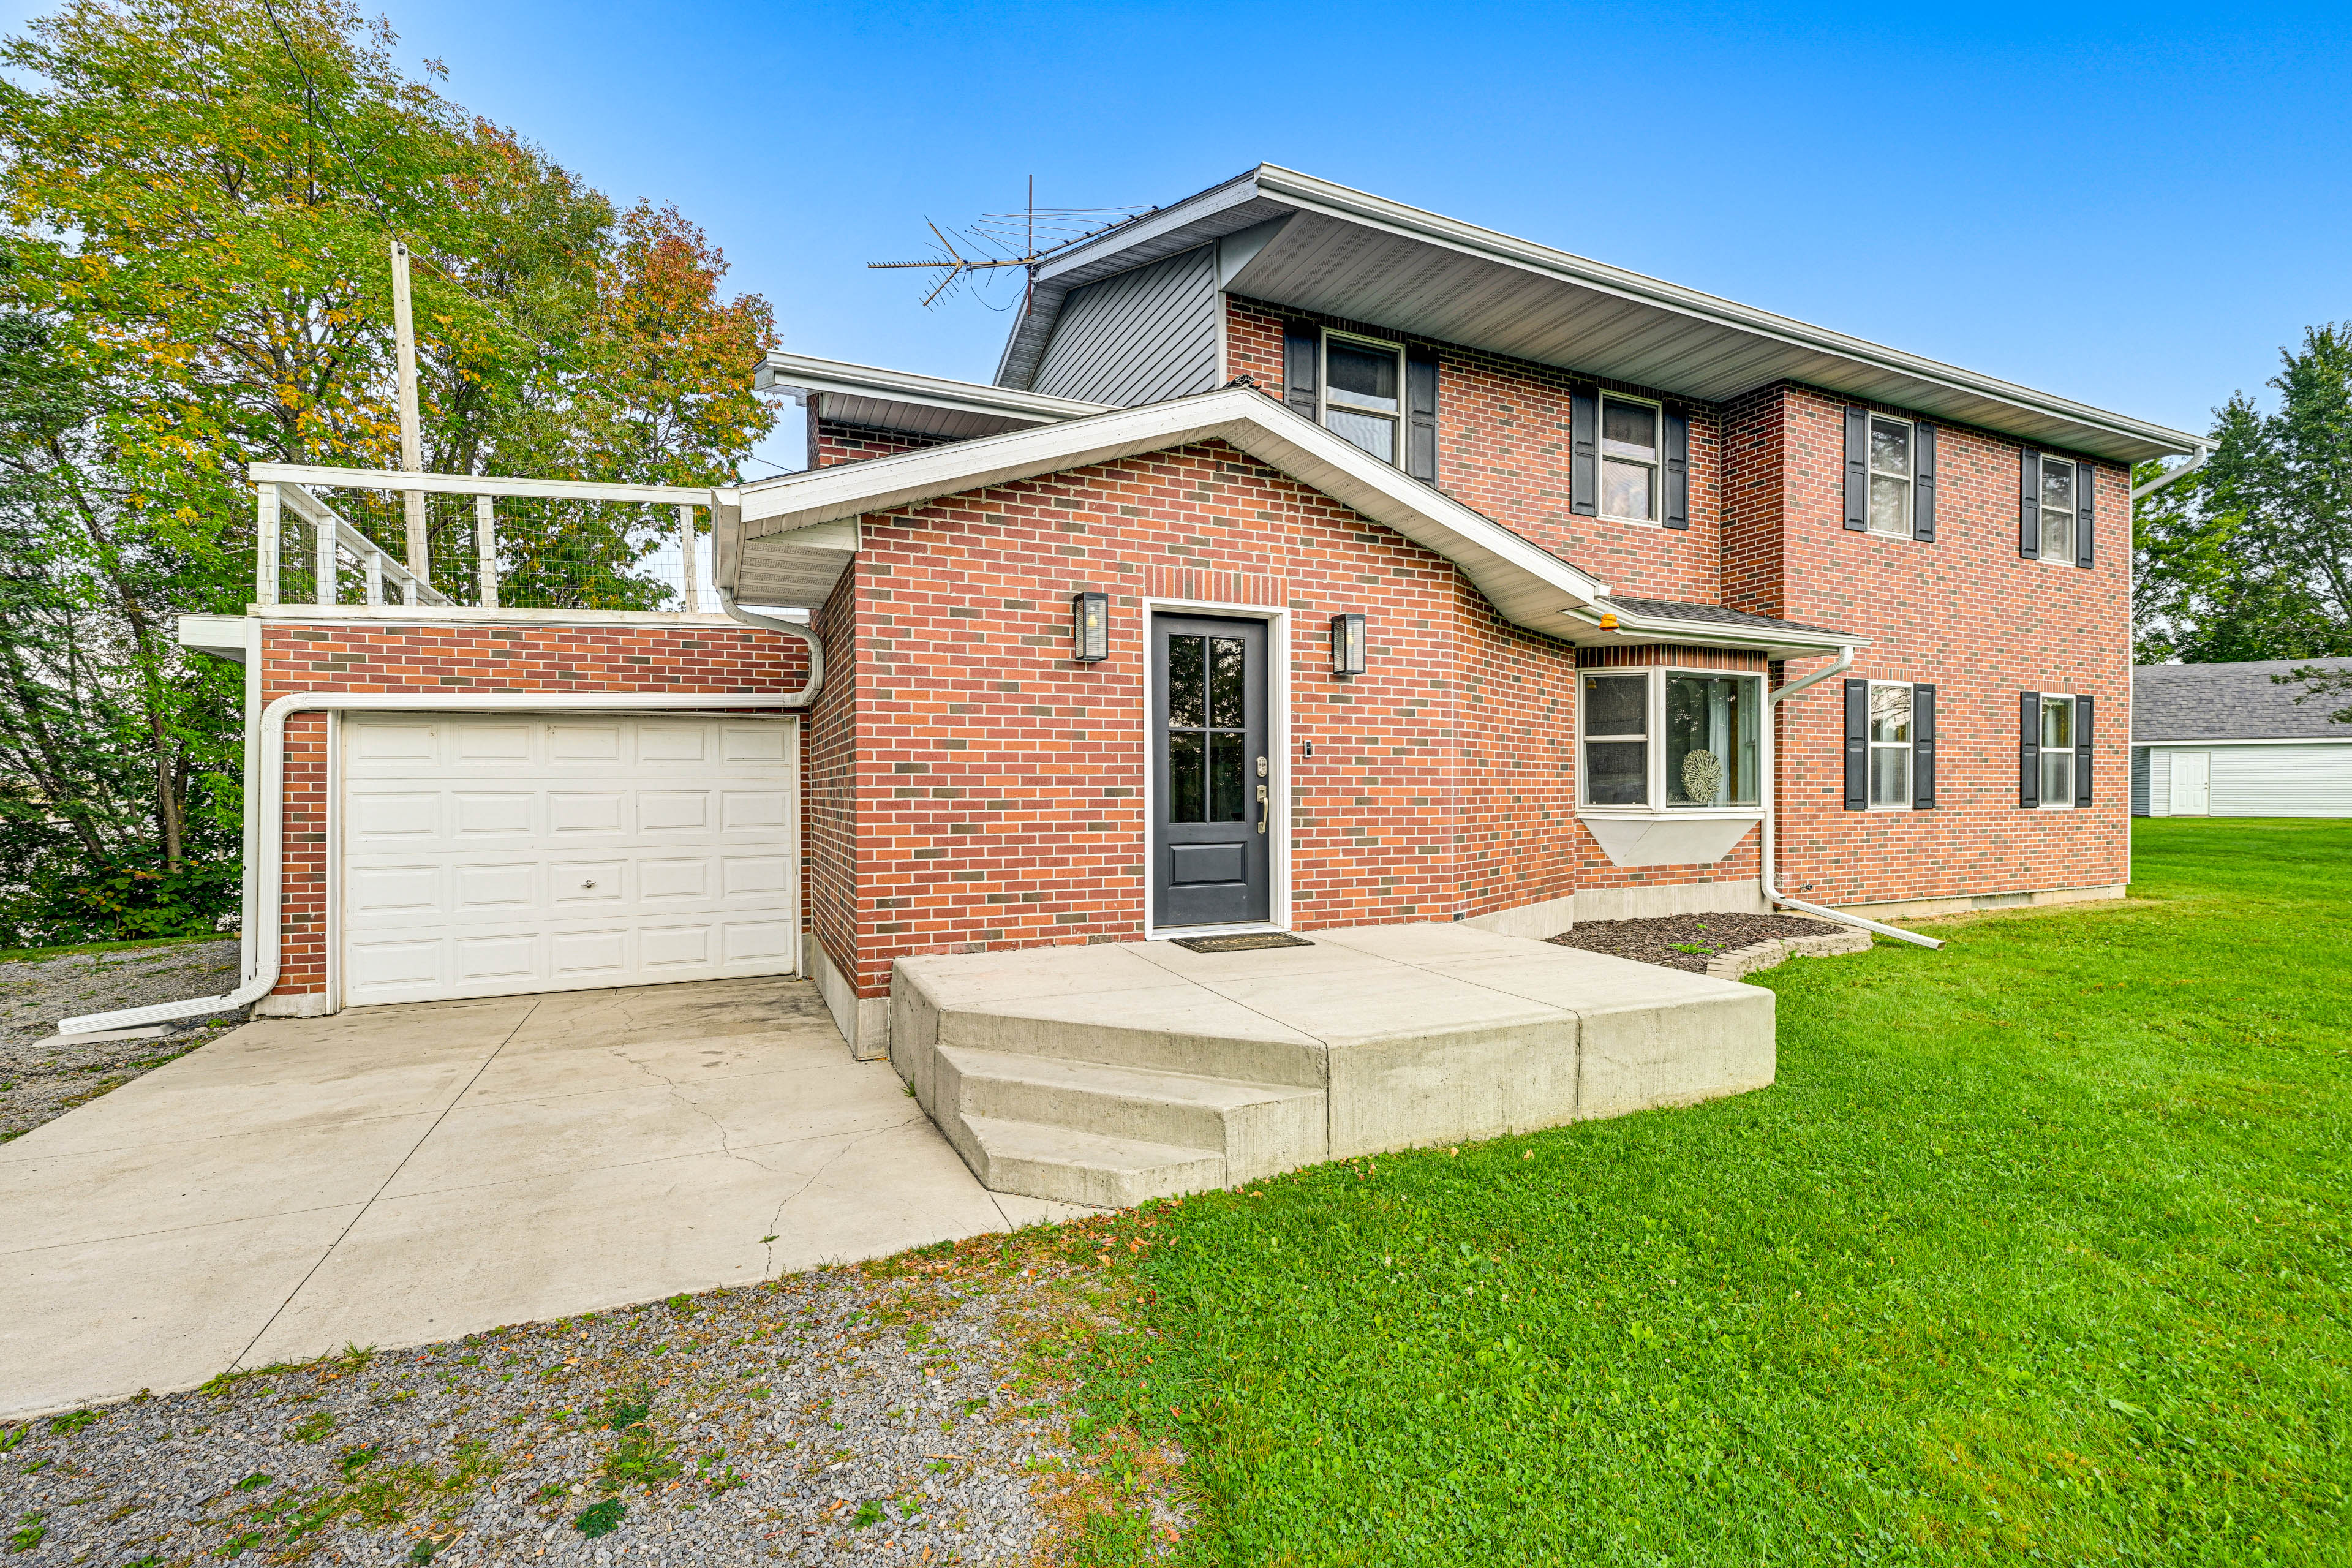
top-left (1071, 592), bottom-right (1109, 663)
top-left (1330, 612), bottom-right (1366, 679)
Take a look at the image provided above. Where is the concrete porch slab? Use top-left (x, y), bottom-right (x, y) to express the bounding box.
top-left (0, 978), bottom-right (1093, 1422)
top-left (892, 924), bottom-right (1776, 1205)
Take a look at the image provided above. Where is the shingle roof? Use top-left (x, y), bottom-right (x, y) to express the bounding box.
top-left (1603, 597), bottom-right (1850, 639)
top-left (2133, 659), bottom-right (2352, 742)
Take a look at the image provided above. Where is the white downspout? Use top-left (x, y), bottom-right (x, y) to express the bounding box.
top-left (2130, 443), bottom-right (2210, 504)
top-left (59, 685), bottom-right (815, 1037)
top-left (1762, 647), bottom-right (1944, 951)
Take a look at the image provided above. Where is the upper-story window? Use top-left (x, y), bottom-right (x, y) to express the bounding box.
top-left (2036, 457), bottom-right (2078, 562)
top-left (1600, 395), bottom-right (1660, 523)
top-left (1868, 418), bottom-right (1913, 537)
top-left (1321, 333), bottom-right (1403, 464)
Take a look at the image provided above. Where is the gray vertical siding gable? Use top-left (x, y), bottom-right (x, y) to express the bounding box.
top-left (1031, 246), bottom-right (1221, 407)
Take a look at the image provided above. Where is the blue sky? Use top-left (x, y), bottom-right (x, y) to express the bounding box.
top-left (9, 1), bottom-right (2350, 462)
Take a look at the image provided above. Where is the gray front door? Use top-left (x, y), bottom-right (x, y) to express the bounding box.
top-left (1152, 616), bottom-right (1271, 927)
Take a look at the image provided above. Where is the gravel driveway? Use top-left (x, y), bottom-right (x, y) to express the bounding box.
top-left (0, 939), bottom-right (249, 1144)
top-left (0, 1228), bottom-right (1182, 1565)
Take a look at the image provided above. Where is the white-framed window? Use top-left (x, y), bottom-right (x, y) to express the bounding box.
top-left (2037, 456), bottom-right (2077, 562)
top-left (1320, 332), bottom-right (1404, 465)
top-left (1868, 681), bottom-right (1913, 807)
top-left (2040, 693), bottom-right (2076, 805)
top-left (1599, 394), bottom-right (1662, 523)
top-left (1868, 417), bottom-right (1913, 537)
top-left (1581, 667), bottom-right (1764, 809)
top-left (1580, 672), bottom-right (1649, 805)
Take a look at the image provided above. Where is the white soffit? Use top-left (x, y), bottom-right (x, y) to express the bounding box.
top-left (998, 165), bottom-right (2199, 466)
top-left (728, 387), bottom-right (1608, 631)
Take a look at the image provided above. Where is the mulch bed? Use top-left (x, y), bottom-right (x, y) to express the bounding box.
top-left (1548, 913), bottom-right (1847, 974)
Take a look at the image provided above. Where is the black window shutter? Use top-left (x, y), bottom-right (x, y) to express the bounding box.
top-left (2019, 451), bottom-right (2041, 559)
top-left (1283, 323), bottom-right (1319, 421)
top-left (1843, 679), bottom-right (1869, 810)
top-left (2075, 695), bottom-right (2094, 805)
top-left (1405, 347), bottom-right (1439, 483)
top-left (2075, 464), bottom-right (2095, 569)
top-left (1913, 684), bottom-right (1937, 809)
top-left (1662, 409), bottom-right (1690, 529)
top-left (2019, 691), bottom-right (2041, 807)
top-left (1913, 423), bottom-right (1937, 541)
top-left (1844, 407), bottom-right (1869, 531)
top-left (1570, 385), bottom-right (1598, 516)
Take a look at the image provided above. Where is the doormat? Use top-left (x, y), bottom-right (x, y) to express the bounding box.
top-left (1169, 932), bottom-right (1316, 954)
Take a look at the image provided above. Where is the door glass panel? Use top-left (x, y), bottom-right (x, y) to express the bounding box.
top-left (1208, 638), bottom-right (1245, 728)
top-left (1168, 730), bottom-right (1205, 822)
top-left (1208, 732), bottom-right (1247, 822)
top-left (1167, 636), bottom-right (1205, 728)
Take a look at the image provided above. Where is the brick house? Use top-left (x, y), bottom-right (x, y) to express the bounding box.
top-left (170, 165), bottom-right (2196, 1068)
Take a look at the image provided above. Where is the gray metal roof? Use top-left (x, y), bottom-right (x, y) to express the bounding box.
top-left (2133, 659), bottom-right (2352, 741)
top-left (996, 165), bottom-right (2200, 466)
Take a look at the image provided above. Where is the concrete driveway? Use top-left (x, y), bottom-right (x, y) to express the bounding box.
top-left (0, 979), bottom-right (1084, 1420)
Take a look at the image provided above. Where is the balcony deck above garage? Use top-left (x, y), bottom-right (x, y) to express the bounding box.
top-left (888, 922), bottom-right (1775, 1207)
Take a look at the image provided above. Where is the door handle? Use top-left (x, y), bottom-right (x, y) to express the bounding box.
top-left (1256, 782), bottom-right (1268, 832)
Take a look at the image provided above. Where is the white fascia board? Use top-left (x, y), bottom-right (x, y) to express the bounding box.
top-left (734, 386), bottom-right (1608, 627)
top-left (1248, 165), bottom-right (2201, 458)
top-left (1030, 170), bottom-right (1267, 287)
top-left (756, 352), bottom-right (1109, 426)
top-left (177, 613), bottom-right (249, 662)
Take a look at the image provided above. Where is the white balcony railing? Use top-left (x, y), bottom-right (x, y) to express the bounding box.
top-left (248, 463), bottom-right (719, 613)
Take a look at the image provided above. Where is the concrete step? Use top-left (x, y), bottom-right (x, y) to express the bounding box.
top-left (934, 1045), bottom-right (1325, 1183)
top-left (962, 1115), bottom-right (1228, 1208)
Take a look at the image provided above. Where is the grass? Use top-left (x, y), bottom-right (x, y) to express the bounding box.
top-left (1077, 818), bottom-right (2352, 1564)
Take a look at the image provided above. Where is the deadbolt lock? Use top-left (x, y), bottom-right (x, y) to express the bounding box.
top-left (1256, 755), bottom-right (1268, 777)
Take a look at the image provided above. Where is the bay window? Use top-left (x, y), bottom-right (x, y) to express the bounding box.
top-left (1583, 668), bottom-right (1763, 809)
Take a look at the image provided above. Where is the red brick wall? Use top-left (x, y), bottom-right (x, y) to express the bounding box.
top-left (1760, 385), bottom-right (2132, 905)
top-left (820, 438), bottom-right (1585, 997)
top-left (814, 418), bottom-right (951, 468)
top-left (256, 620), bottom-right (809, 998)
top-left (1224, 296), bottom-right (1723, 603)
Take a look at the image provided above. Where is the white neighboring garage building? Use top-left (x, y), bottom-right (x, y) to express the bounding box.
top-left (2133, 658), bottom-right (2352, 816)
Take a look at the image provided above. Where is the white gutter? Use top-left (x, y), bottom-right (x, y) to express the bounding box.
top-left (59, 685), bottom-right (813, 1038)
top-left (2130, 444), bottom-right (2211, 503)
top-left (1760, 647), bottom-right (1943, 951)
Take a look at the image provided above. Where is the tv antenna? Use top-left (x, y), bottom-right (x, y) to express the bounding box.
top-left (868, 176), bottom-right (1155, 309)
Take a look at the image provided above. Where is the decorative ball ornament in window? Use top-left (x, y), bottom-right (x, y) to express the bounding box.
top-left (1679, 748), bottom-right (1724, 806)
top-left (1071, 593), bottom-right (1109, 663)
top-left (1329, 612), bottom-right (1366, 679)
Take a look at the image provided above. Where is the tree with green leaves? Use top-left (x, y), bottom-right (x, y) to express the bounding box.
top-left (0, 0), bottom-right (777, 945)
top-left (2134, 325), bottom-right (2352, 668)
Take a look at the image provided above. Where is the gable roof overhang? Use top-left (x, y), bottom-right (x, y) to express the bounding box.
top-left (723, 386), bottom-right (1610, 633)
top-left (720, 386), bottom-right (1864, 659)
top-left (996, 165), bottom-right (2199, 467)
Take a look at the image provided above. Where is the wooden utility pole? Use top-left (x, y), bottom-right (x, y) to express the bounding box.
top-left (390, 240), bottom-right (426, 600)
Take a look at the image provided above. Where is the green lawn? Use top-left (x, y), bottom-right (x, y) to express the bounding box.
top-left (1082, 820), bottom-right (2351, 1564)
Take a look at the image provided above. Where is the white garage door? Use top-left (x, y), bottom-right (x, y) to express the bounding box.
top-left (341, 714), bottom-right (798, 1007)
